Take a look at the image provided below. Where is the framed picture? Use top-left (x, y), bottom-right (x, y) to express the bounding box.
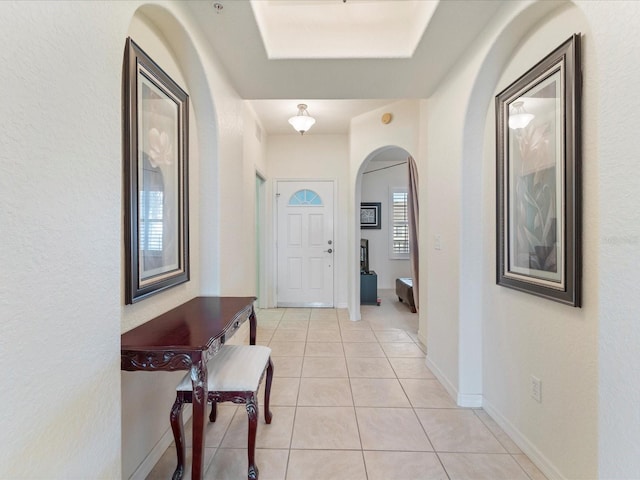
top-left (123, 37), bottom-right (190, 304)
top-left (360, 202), bottom-right (381, 229)
top-left (496, 34), bottom-right (581, 306)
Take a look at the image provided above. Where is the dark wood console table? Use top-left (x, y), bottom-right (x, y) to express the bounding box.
top-left (121, 296), bottom-right (257, 480)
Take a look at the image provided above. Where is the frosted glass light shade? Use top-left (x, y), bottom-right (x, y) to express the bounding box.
top-left (508, 101), bottom-right (534, 129)
top-left (288, 104), bottom-right (316, 134)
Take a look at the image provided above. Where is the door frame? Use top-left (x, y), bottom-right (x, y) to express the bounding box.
top-left (255, 169), bottom-right (267, 309)
top-left (273, 178), bottom-right (338, 308)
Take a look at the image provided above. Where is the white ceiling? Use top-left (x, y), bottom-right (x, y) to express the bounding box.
top-left (250, 0), bottom-right (438, 59)
top-left (183, 0), bottom-right (504, 135)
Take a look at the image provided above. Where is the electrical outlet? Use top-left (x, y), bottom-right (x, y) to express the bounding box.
top-left (531, 375), bottom-right (542, 403)
top-left (434, 234), bottom-right (442, 250)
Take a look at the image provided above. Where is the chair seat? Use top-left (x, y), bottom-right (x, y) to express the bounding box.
top-left (176, 345), bottom-right (272, 392)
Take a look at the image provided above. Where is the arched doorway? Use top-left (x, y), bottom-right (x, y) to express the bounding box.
top-left (354, 146), bottom-right (417, 319)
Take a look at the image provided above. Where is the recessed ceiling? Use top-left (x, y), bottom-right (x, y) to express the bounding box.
top-left (250, 0), bottom-right (438, 59)
top-left (183, 0), bottom-right (508, 134)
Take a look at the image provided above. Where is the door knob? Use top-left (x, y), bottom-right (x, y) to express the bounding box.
top-left (324, 248), bottom-right (333, 253)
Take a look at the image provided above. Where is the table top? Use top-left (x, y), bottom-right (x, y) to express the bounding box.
top-left (121, 296), bottom-right (256, 353)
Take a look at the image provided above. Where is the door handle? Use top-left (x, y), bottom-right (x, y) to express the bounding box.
top-left (324, 248), bottom-right (333, 254)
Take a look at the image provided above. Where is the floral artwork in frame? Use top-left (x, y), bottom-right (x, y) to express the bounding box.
top-left (360, 202), bottom-right (382, 229)
top-left (496, 34), bottom-right (581, 306)
top-left (123, 37), bottom-right (189, 304)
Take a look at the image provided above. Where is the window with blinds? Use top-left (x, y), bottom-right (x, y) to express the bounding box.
top-left (140, 190), bottom-right (164, 251)
top-left (390, 188), bottom-right (410, 258)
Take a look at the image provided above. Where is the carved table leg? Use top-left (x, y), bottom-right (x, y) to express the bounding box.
top-left (190, 359), bottom-right (208, 480)
top-left (170, 396), bottom-right (186, 480)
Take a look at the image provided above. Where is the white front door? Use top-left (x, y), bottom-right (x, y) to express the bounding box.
top-left (276, 180), bottom-right (334, 307)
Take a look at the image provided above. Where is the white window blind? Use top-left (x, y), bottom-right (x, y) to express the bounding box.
top-left (390, 189), bottom-right (409, 258)
top-left (140, 190), bottom-right (164, 251)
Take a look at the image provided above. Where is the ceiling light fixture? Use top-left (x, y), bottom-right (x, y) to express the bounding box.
top-left (288, 104), bottom-right (316, 135)
top-left (508, 100), bottom-right (534, 129)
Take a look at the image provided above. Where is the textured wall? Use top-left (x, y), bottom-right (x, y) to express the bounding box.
top-left (0, 1), bottom-right (133, 477)
top-left (481, 6), bottom-right (597, 478)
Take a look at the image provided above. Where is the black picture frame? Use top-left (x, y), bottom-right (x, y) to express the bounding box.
top-left (360, 202), bottom-right (382, 229)
top-left (123, 37), bottom-right (190, 304)
top-left (496, 34), bottom-right (581, 306)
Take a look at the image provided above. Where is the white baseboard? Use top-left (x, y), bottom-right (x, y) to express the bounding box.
top-left (425, 356), bottom-right (459, 404)
top-left (425, 356), bottom-right (483, 408)
top-left (457, 393), bottom-right (483, 408)
top-left (129, 428), bottom-right (174, 480)
top-left (417, 329), bottom-right (427, 348)
top-left (482, 400), bottom-right (566, 480)
top-left (129, 406), bottom-right (193, 480)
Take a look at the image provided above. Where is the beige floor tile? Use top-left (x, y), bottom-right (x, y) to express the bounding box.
top-left (438, 453), bottom-right (530, 480)
top-left (474, 409), bottom-right (522, 454)
top-left (307, 319), bottom-right (339, 329)
top-left (286, 450), bottom-right (367, 480)
top-left (356, 407), bottom-right (433, 451)
top-left (205, 448), bottom-right (289, 480)
top-left (339, 319), bottom-right (373, 331)
top-left (301, 356), bottom-right (348, 377)
top-left (291, 406), bottom-right (361, 449)
top-left (373, 329), bottom-right (414, 343)
top-left (256, 314), bottom-right (285, 326)
top-left (304, 341), bottom-right (344, 357)
top-left (309, 310), bottom-right (338, 320)
top-left (345, 357), bottom-right (396, 378)
top-left (297, 377), bottom-right (353, 406)
top-left (306, 329), bottom-right (342, 342)
top-left (271, 356), bottom-right (303, 377)
top-left (282, 308), bottom-right (311, 321)
top-left (400, 379), bottom-right (458, 408)
top-left (150, 303), bottom-right (542, 480)
top-left (388, 357), bottom-right (435, 379)
top-left (267, 341), bottom-right (306, 357)
top-left (146, 446), bottom-right (216, 480)
top-left (513, 454), bottom-right (549, 480)
top-left (220, 406), bottom-right (295, 449)
top-left (380, 342), bottom-right (425, 357)
top-left (277, 319), bottom-right (309, 330)
top-left (350, 378), bottom-right (410, 407)
top-left (181, 404), bottom-right (239, 448)
top-left (259, 377), bottom-right (300, 406)
top-left (416, 409), bottom-right (506, 453)
top-left (339, 329), bottom-right (378, 342)
top-left (343, 341), bottom-right (386, 358)
top-left (271, 328), bottom-right (308, 342)
top-left (363, 451), bottom-right (448, 480)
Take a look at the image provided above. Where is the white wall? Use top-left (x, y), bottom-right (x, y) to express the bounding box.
top-left (266, 134), bottom-right (350, 308)
top-left (119, 4), bottom-right (265, 477)
top-left (361, 161), bottom-right (411, 289)
top-left (0, 1), bottom-right (262, 477)
top-left (574, 1), bottom-right (640, 478)
top-left (481, 5), bottom-right (597, 479)
top-left (0, 1), bottom-right (133, 477)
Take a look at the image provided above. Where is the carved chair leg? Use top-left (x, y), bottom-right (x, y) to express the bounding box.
top-left (246, 393), bottom-right (259, 480)
top-left (170, 396), bottom-right (186, 480)
top-left (264, 358), bottom-right (273, 424)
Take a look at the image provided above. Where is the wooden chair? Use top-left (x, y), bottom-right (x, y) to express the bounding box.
top-left (170, 345), bottom-right (273, 480)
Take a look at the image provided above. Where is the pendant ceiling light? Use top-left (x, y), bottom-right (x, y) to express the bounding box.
top-left (508, 100), bottom-right (534, 129)
top-left (288, 103), bottom-right (316, 135)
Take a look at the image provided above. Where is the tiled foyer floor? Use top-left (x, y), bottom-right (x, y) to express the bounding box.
top-left (147, 290), bottom-right (547, 480)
